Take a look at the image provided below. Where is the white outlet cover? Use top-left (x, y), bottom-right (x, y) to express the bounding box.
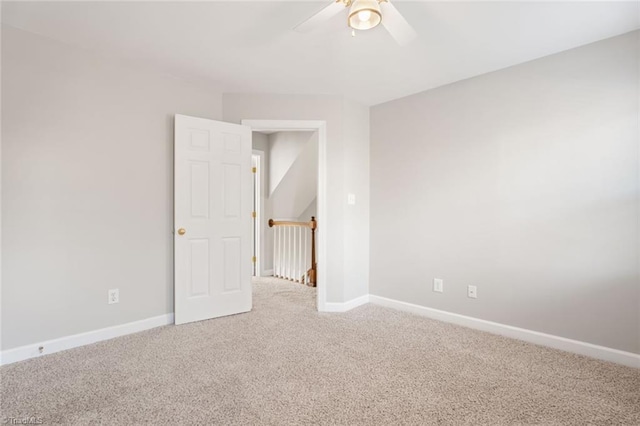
top-left (433, 278), bottom-right (444, 293)
top-left (108, 288), bottom-right (119, 304)
top-left (347, 193), bottom-right (356, 205)
top-left (467, 285), bottom-right (477, 299)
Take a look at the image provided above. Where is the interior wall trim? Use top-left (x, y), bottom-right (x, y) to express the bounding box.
top-left (369, 295), bottom-right (639, 368)
top-left (0, 314), bottom-right (174, 366)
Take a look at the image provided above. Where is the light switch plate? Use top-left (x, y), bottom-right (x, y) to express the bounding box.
top-left (433, 278), bottom-right (443, 293)
top-left (467, 285), bottom-right (477, 299)
top-left (347, 193), bottom-right (356, 205)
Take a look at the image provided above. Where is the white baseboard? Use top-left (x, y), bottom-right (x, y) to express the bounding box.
top-left (323, 294), bottom-right (370, 313)
top-left (0, 313), bottom-right (174, 366)
top-left (4, 298), bottom-right (637, 369)
top-left (263, 269), bottom-right (274, 276)
top-left (369, 295), bottom-right (639, 369)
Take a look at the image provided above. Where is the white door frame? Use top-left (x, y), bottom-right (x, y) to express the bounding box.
top-left (242, 120), bottom-right (327, 312)
top-left (251, 150), bottom-right (265, 277)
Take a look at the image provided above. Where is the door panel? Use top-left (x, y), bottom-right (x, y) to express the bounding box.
top-left (223, 164), bottom-right (241, 218)
top-left (189, 239), bottom-right (210, 297)
top-left (175, 114), bottom-right (252, 325)
top-left (190, 161), bottom-right (210, 218)
top-left (223, 237), bottom-right (241, 292)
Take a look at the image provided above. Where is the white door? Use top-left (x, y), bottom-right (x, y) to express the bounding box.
top-left (174, 114), bottom-right (252, 325)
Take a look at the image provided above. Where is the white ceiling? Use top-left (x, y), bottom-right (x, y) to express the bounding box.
top-left (2, 1), bottom-right (638, 106)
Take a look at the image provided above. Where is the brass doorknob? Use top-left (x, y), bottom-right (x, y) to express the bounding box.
top-left (177, 228), bottom-right (186, 235)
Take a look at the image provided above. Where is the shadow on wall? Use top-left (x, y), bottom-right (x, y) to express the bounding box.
top-left (269, 131), bottom-right (318, 220)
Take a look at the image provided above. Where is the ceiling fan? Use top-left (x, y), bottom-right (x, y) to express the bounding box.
top-left (294, 0), bottom-right (417, 46)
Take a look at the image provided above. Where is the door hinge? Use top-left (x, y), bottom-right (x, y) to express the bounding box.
top-left (252, 256), bottom-right (256, 263)
top-left (252, 167), bottom-right (257, 174)
top-left (252, 211), bottom-right (256, 218)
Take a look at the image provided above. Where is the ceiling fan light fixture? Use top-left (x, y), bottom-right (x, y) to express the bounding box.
top-left (348, 0), bottom-right (382, 31)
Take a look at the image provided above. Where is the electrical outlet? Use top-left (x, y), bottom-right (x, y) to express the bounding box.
top-left (347, 193), bottom-right (356, 205)
top-left (108, 289), bottom-right (119, 304)
top-left (467, 285), bottom-right (477, 299)
top-left (433, 278), bottom-right (444, 293)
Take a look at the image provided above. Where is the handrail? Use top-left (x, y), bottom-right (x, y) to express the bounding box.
top-left (268, 216), bottom-right (317, 287)
top-left (268, 218), bottom-right (317, 229)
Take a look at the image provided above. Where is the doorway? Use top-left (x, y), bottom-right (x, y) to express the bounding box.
top-left (242, 120), bottom-right (327, 312)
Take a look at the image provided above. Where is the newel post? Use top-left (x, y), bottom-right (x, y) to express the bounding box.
top-left (309, 216), bottom-right (317, 287)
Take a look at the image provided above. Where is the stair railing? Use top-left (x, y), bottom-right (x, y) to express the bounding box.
top-left (268, 216), bottom-right (317, 287)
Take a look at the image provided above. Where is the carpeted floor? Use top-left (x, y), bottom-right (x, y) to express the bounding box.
top-left (1, 277), bottom-right (639, 425)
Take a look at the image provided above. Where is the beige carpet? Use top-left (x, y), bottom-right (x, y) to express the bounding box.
top-left (1, 277), bottom-right (639, 425)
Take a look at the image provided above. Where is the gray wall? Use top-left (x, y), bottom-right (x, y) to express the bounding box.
top-left (342, 99), bottom-right (370, 302)
top-left (268, 131), bottom-right (314, 197)
top-left (269, 131), bottom-right (318, 220)
top-left (252, 132), bottom-right (270, 156)
top-left (1, 26), bottom-right (223, 350)
top-left (370, 31), bottom-right (640, 354)
top-left (297, 199), bottom-right (317, 223)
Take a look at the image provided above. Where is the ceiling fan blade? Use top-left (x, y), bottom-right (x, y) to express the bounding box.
top-left (293, 1), bottom-right (345, 33)
top-left (380, 1), bottom-right (417, 46)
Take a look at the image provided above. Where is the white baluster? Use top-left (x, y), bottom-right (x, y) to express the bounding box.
top-left (294, 227), bottom-right (298, 281)
top-left (298, 227), bottom-right (302, 282)
top-left (298, 227), bottom-right (303, 282)
top-left (283, 226), bottom-right (287, 279)
top-left (291, 226), bottom-right (295, 281)
top-left (289, 226), bottom-right (292, 280)
top-left (289, 226), bottom-right (293, 280)
top-left (279, 226), bottom-right (283, 278)
top-left (274, 226), bottom-right (278, 277)
top-left (286, 226), bottom-right (291, 280)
